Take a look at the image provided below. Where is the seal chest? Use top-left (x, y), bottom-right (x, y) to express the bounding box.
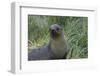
top-left (49, 24), bottom-right (67, 58)
top-left (50, 37), bottom-right (67, 58)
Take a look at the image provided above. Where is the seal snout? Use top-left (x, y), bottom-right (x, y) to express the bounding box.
top-left (51, 29), bottom-right (57, 36)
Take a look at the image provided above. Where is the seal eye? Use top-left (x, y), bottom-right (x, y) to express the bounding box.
top-left (56, 28), bottom-right (59, 31)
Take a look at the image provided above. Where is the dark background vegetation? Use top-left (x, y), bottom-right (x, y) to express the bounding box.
top-left (28, 15), bottom-right (88, 59)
